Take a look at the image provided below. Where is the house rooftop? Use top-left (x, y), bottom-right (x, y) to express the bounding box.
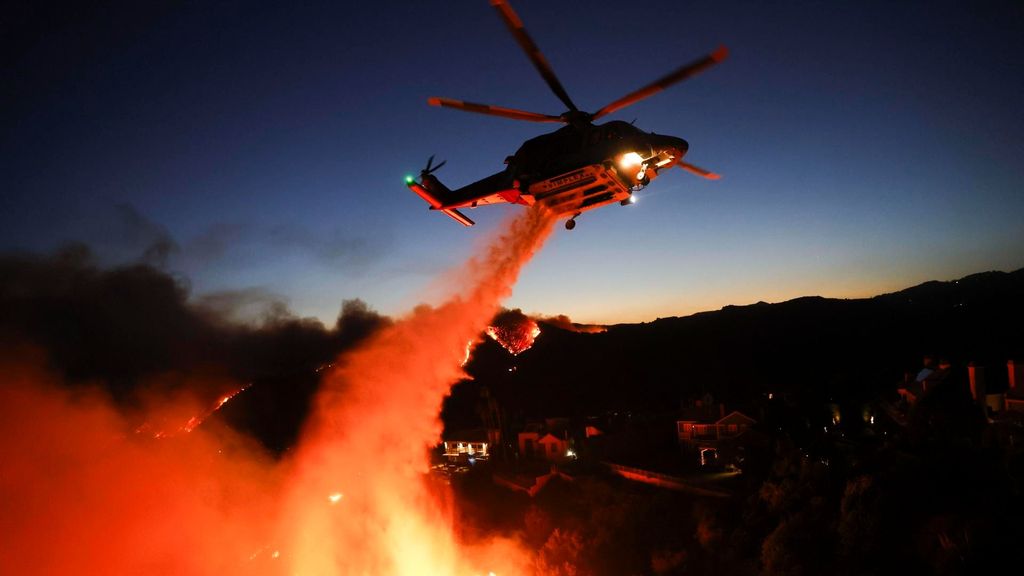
top-left (441, 428), bottom-right (489, 443)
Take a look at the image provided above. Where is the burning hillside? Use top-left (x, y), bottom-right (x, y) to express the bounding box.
top-left (134, 383), bottom-right (251, 439)
top-left (487, 309), bottom-right (541, 355)
top-left (484, 310), bottom-right (608, 356)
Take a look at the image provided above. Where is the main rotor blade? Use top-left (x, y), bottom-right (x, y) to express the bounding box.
top-left (428, 97), bottom-right (564, 123)
top-left (677, 161), bottom-right (721, 180)
top-left (592, 46), bottom-right (729, 120)
top-left (491, 0), bottom-right (578, 112)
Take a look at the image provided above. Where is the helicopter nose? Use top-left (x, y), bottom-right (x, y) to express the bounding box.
top-left (649, 133), bottom-right (688, 155)
top-left (655, 135), bottom-right (688, 160)
top-left (670, 137), bottom-right (689, 156)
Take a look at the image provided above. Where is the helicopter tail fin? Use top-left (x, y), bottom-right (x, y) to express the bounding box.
top-left (439, 207), bottom-right (475, 226)
top-left (406, 175), bottom-right (475, 226)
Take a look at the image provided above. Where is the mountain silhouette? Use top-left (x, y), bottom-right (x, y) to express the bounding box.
top-left (460, 269), bottom-right (1024, 421)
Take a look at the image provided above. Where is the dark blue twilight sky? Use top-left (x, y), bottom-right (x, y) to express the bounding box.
top-left (3, 1), bottom-right (1023, 324)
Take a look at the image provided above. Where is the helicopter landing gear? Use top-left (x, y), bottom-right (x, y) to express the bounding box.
top-left (565, 213), bottom-right (580, 230)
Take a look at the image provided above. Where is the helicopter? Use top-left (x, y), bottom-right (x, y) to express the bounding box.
top-left (407, 0), bottom-right (727, 230)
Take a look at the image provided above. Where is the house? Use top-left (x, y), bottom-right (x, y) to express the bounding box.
top-left (891, 357), bottom-right (1024, 418)
top-left (967, 362), bottom-right (1008, 414)
top-left (676, 406), bottom-right (756, 446)
top-left (441, 428), bottom-right (490, 461)
top-left (518, 418), bottom-right (573, 461)
top-left (898, 357), bottom-right (952, 407)
top-left (536, 432), bottom-right (570, 459)
top-left (1006, 360), bottom-right (1024, 412)
top-left (965, 359), bottom-right (1024, 416)
top-left (675, 398), bottom-right (756, 469)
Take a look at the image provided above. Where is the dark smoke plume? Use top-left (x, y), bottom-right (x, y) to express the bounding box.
top-left (0, 245), bottom-right (390, 451)
top-left (537, 314), bottom-right (607, 334)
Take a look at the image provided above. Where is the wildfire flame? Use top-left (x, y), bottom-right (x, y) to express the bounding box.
top-left (184, 384), bottom-right (252, 432)
top-left (486, 310), bottom-right (542, 356)
top-left (134, 383), bottom-right (252, 438)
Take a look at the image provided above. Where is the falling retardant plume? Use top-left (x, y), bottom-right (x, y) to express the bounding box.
top-left (0, 206), bottom-right (554, 575)
top-left (278, 206), bottom-right (554, 574)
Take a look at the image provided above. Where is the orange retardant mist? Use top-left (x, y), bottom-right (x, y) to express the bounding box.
top-left (278, 205), bottom-right (553, 575)
top-left (0, 206), bottom-right (554, 576)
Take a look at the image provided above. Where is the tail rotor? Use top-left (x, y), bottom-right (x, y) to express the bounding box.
top-left (422, 155), bottom-right (447, 178)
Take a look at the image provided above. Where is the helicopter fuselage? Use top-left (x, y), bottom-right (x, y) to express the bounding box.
top-left (409, 121), bottom-right (689, 225)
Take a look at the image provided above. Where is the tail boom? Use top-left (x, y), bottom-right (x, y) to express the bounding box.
top-left (406, 179), bottom-right (475, 226)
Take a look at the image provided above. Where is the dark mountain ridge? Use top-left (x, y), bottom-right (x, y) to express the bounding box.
top-left (463, 268), bottom-right (1024, 419)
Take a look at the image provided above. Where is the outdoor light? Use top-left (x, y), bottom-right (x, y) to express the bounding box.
top-left (619, 152), bottom-right (643, 168)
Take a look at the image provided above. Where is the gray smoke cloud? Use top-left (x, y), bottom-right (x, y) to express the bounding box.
top-left (0, 243), bottom-right (391, 451)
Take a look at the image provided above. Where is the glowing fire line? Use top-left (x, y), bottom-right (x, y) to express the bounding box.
top-left (135, 383), bottom-right (252, 438)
